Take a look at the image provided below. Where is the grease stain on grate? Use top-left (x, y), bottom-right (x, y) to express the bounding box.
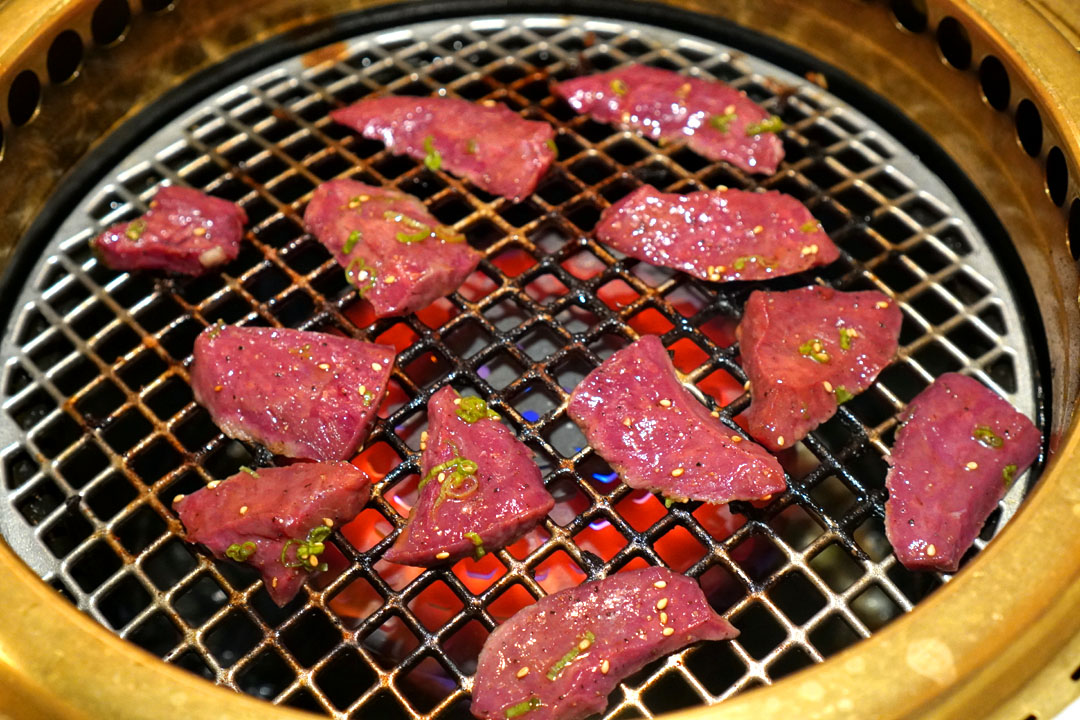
top-left (0, 13), bottom-right (1042, 720)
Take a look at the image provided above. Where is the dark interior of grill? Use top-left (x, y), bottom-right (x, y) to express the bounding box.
top-left (0, 6), bottom-right (1049, 719)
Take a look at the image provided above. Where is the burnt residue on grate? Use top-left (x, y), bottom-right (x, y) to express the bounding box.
top-left (0, 14), bottom-right (1041, 720)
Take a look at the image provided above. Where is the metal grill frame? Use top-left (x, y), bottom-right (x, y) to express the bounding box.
top-left (0, 11), bottom-right (1049, 720)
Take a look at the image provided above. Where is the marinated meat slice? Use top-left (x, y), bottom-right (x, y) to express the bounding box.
top-left (175, 462), bottom-right (371, 606)
top-left (554, 64), bottom-right (784, 174)
top-left (471, 567), bottom-right (737, 720)
top-left (567, 335), bottom-right (786, 504)
top-left (737, 286), bottom-right (902, 451)
top-left (190, 325), bottom-right (394, 461)
top-left (594, 184), bottom-right (838, 283)
top-left (885, 373), bottom-right (1040, 572)
top-left (384, 386), bottom-right (553, 566)
top-left (304, 179), bottom-right (482, 318)
top-left (93, 185), bottom-right (247, 275)
top-left (330, 97), bottom-right (555, 200)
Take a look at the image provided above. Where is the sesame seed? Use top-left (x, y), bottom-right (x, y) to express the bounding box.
top-left (659, 399), bottom-right (672, 407)
top-left (207, 481), bottom-right (221, 489)
top-left (966, 461), bottom-right (978, 470)
top-left (193, 227), bottom-right (207, 237)
top-left (272, 578), bottom-right (278, 588)
top-left (358, 385), bottom-right (367, 395)
top-left (823, 381), bottom-right (833, 392)
top-left (371, 362), bottom-right (383, 372)
top-left (438, 472), bottom-right (447, 483)
top-left (927, 544), bottom-right (937, 557)
top-left (717, 185), bottom-right (729, 191)
top-left (454, 398), bottom-right (461, 405)
top-left (323, 518), bottom-right (333, 527)
top-left (420, 443), bottom-right (427, 451)
top-left (656, 597), bottom-right (669, 610)
top-left (810, 244), bottom-right (818, 253)
top-left (752, 225), bottom-right (764, 235)
top-left (435, 551), bottom-right (450, 559)
top-left (743, 380), bottom-right (751, 390)
top-left (662, 627), bottom-right (675, 636)
top-left (653, 580), bottom-right (667, 589)
top-left (172, 494), bottom-right (185, 504)
top-left (876, 301), bottom-right (890, 309)
top-left (150, 201), bottom-right (158, 208)
top-left (214, 385), bottom-right (223, 392)
top-left (516, 667), bottom-right (530, 678)
top-left (724, 105), bottom-right (735, 114)
top-left (671, 468), bottom-right (685, 477)
top-left (578, 638), bottom-right (592, 651)
top-left (710, 410), bottom-right (720, 418)
top-left (731, 435), bottom-right (743, 443)
top-left (239, 505), bottom-right (248, 515)
top-left (309, 555), bottom-right (319, 567)
top-left (777, 436), bottom-right (785, 447)
top-left (318, 363), bottom-right (331, 371)
top-left (660, 611), bottom-right (668, 624)
top-left (385, 276), bottom-right (397, 283)
top-left (600, 659), bottom-right (610, 674)
top-left (421, 431), bottom-right (429, 442)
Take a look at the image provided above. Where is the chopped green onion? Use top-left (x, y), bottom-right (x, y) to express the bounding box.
top-left (838, 327), bottom-right (855, 351)
top-left (239, 466), bottom-right (259, 478)
top-left (546, 631), bottom-right (595, 680)
top-left (973, 425), bottom-right (1004, 449)
top-left (208, 319), bottom-right (225, 340)
top-left (125, 219), bottom-right (147, 241)
top-left (465, 138), bottom-right (478, 155)
top-left (800, 220), bottom-right (819, 233)
top-left (396, 229), bottom-right (430, 244)
top-left (225, 541), bottom-right (256, 562)
top-left (383, 210), bottom-right (429, 230)
top-left (424, 134), bottom-right (442, 171)
top-left (545, 138), bottom-right (558, 157)
top-left (343, 229), bottom-right (362, 254)
top-left (346, 256), bottom-right (377, 297)
top-left (834, 386), bottom-right (854, 404)
top-left (505, 697), bottom-right (541, 719)
top-left (732, 255), bottom-right (774, 271)
top-left (1002, 463), bottom-right (1018, 487)
top-left (610, 79), bottom-right (629, 96)
top-left (465, 531), bottom-right (486, 560)
top-left (456, 396), bottom-right (501, 424)
top-left (280, 525), bottom-right (332, 571)
top-left (664, 497), bottom-right (676, 508)
top-left (709, 111), bottom-right (737, 133)
top-left (434, 224), bottom-right (465, 243)
top-left (745, 115), bottom-right (785, 136)
top-left (798, 338), bottom-right (830, 364)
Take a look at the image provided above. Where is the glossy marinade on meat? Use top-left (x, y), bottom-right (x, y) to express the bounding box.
top-left (594, 184), bottom-right (838, 282)
top-left (330, 97), bottom-right (556, 200)
top-left (471, 566), bottom-right (737, 720)
top-left (303, 179), bottom-right (482, 318)
top-left (384, 386), bottom-right (553, 566)
top-left (885, 373), bottom-right (1040, 572)
top-left (737, 286), bottom-right (903, 451)
top-left (554, 64), bottom-right (784, 174)
top-left (93, 185), bottom-right (247, 275)
top-left (190, 325), bottom-right (394, 462)
top-left (567, 335), bottom-right (786, 504)
top-left (174, 462), bottom-right (371, 606)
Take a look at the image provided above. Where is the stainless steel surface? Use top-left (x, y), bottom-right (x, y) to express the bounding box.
top-left (0, 13), bottom-right (1045, 718)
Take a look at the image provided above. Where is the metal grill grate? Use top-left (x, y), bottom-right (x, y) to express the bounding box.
top-left (0, 13), bottom-right (1042, 720)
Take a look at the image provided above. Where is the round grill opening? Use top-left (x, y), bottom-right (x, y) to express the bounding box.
top-left (0, 12), bottom-right (1047, 719)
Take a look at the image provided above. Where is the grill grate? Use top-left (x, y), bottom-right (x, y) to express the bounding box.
top-left (0, 13), bottom-right (1042, 720)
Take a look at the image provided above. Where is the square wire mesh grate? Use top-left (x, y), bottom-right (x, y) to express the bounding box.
top-left (0, 14), bottom-right (1040, 720)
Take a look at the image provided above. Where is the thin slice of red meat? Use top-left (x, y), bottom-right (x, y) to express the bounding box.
top-left (330, 97), bottom-right (555, 200)
top-left (885, 373), bottom-right (1040, 572)
top-left (567, 335), bottom-right (786, 504)
top-left (554, 64), bottom-right (784, 174)
top-left (304, 179), bottom-right (482, 318)
top-left (737, 286), bottom-right (902, 451)
top-left (594, 184), bottom-right (838, 283)
top-left (190, 325), bottom-right (394, 461)
top-left (93, 186), bottom-right (247, 275)
top-left (384, 386), bottom-right (553, 566)
top-left (175, 462), bottom-right (371, 605)
top-left (471, 566), bottom-right (736, 720)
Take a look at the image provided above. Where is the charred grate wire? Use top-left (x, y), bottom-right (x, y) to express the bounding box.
top-left (0, 14), bottom-right (1041, 720)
